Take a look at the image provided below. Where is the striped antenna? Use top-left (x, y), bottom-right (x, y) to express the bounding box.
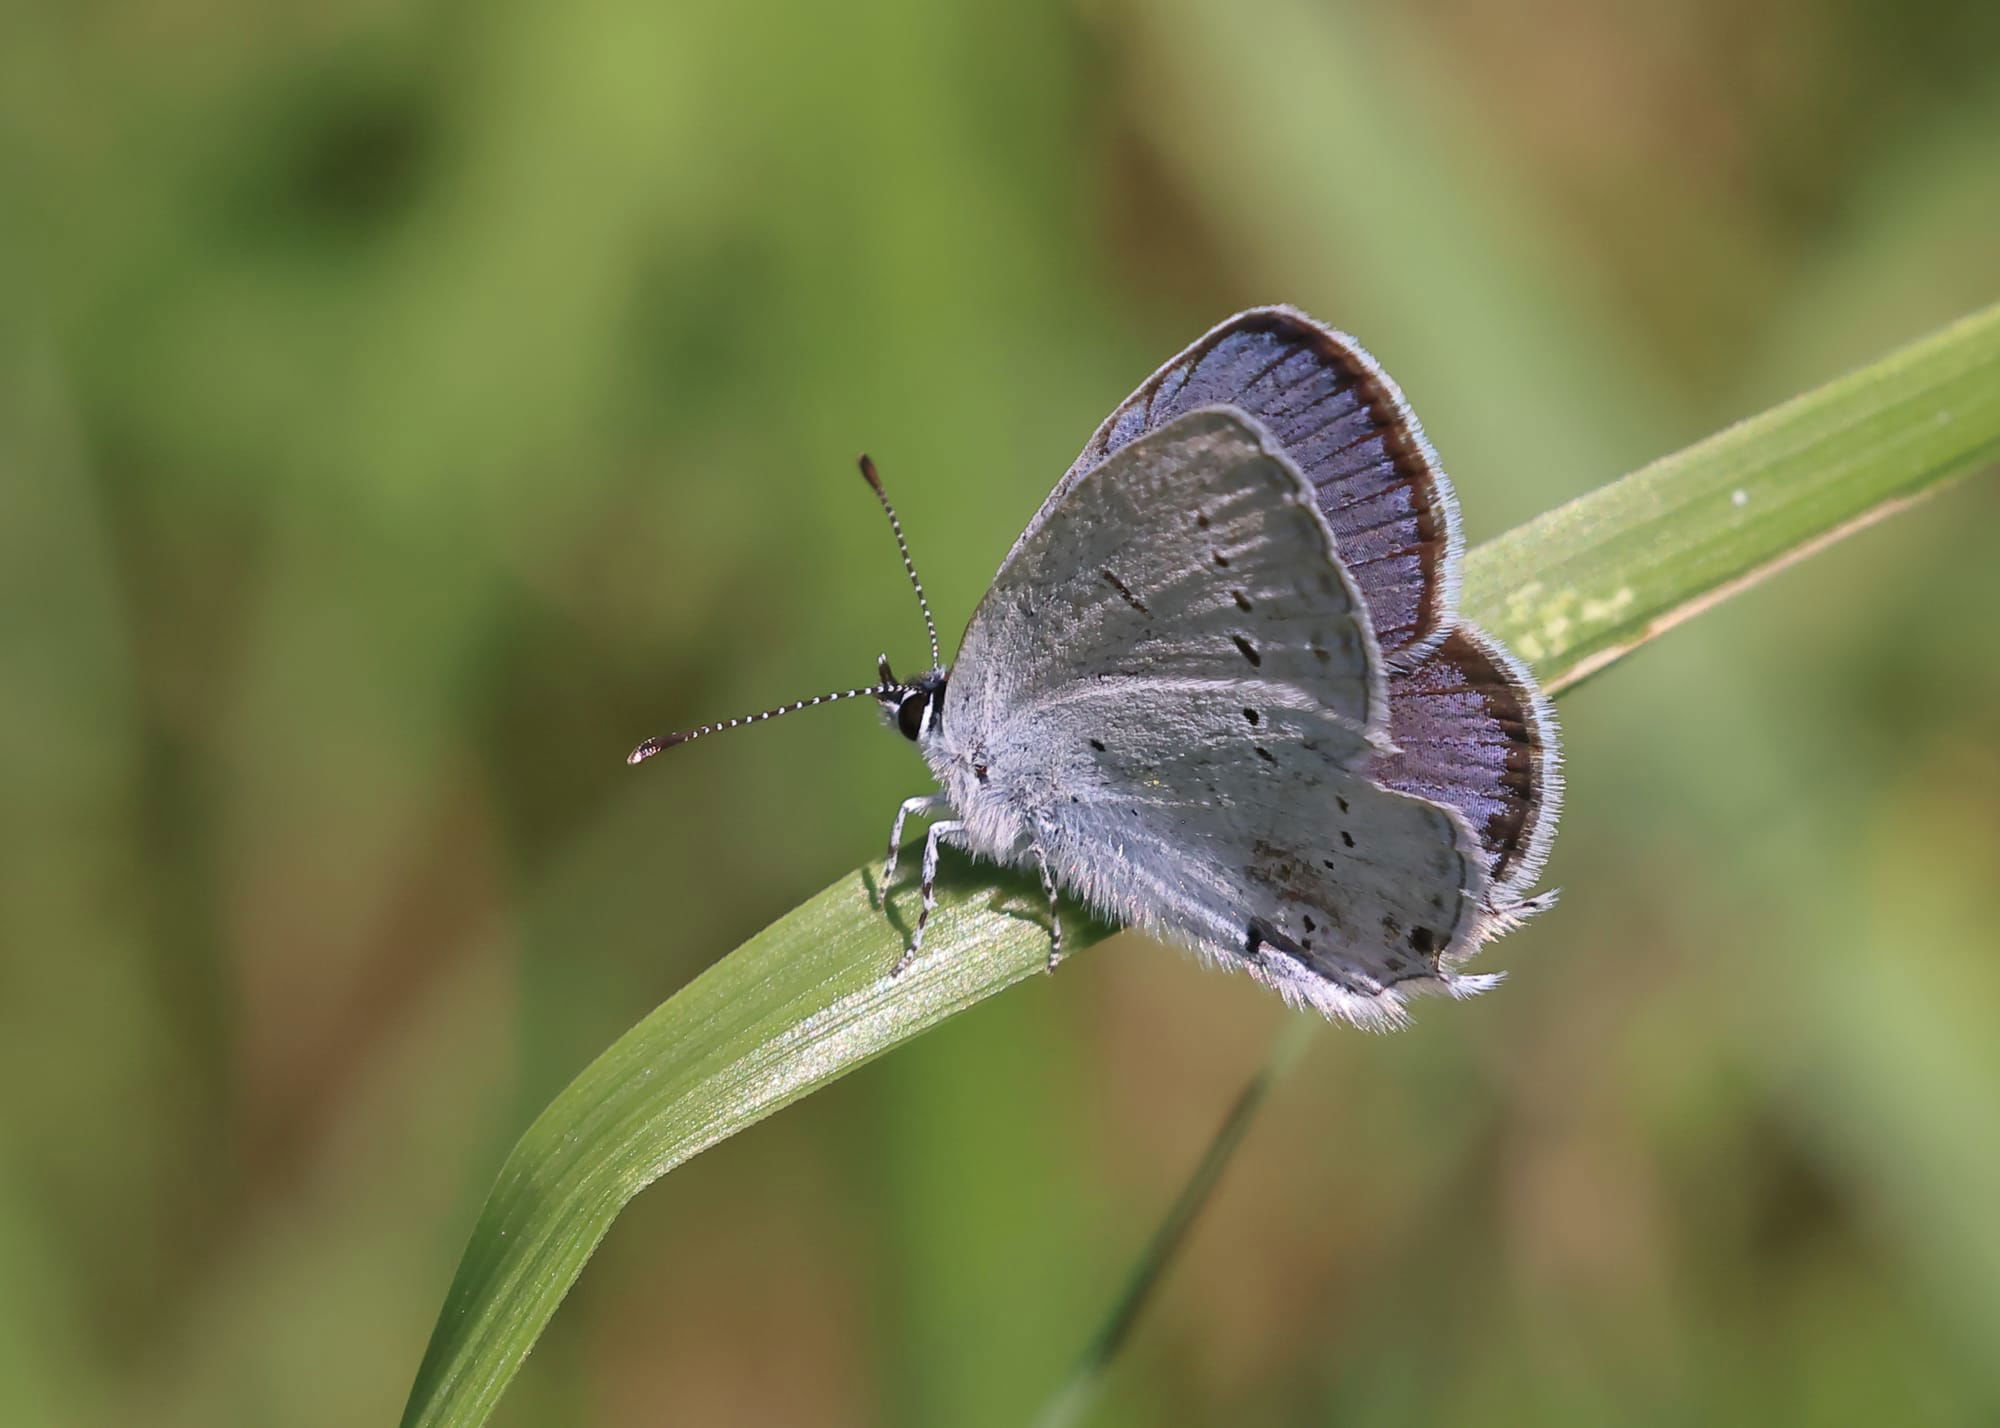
top-left (858, 454), bottom-right (941, 670)
top-left (626, 682), bottom-right (893, 765)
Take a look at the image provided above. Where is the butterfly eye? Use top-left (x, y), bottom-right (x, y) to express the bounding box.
top-left (896, 693), bottom-right (929, 741)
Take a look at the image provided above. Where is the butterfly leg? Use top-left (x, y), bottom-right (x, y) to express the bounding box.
top-left (1032, 848), bottom-right (1064, 973)
top-left (883, 793), bottom-right (950, 883)
top-left (892, 819), bottom-right (965, 976)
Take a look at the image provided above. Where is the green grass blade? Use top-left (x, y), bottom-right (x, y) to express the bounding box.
top-left (401, 303), bottom-right (2000, 1428)
top-left (1468, 303), bottom-right (2000, 695)
top-left (401, 861), bottom-right (1102, 1428)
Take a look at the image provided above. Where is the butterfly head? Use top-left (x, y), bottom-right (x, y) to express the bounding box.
top-left (876, 655), bottom-right (948, 742)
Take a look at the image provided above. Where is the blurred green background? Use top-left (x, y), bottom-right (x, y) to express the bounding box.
top-left (5, 1), bottom-right (1999, 1424)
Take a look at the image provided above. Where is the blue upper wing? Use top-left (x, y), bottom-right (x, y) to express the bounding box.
top-left (1062, 307), bottom-right (1464, 667)
top-left (1368, 624), bottom-right (1561, 909)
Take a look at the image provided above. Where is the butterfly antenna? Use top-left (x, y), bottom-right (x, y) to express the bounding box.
top-left (858, 454), bottom-right (941, 670)
top-left (627, 682), bottom-right (892, 766)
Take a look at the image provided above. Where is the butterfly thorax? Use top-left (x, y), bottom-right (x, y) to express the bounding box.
top-left (880, 666), bottom-right (1038, 867)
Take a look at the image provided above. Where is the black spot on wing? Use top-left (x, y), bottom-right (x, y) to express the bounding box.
top-left (1099, 568), bottom-right (1150, 615)
top-left (1245, 917), bottom-right (1382, 996)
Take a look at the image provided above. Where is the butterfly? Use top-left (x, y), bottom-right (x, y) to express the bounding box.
top-left (631, 307), bottom-right (1561, 1028)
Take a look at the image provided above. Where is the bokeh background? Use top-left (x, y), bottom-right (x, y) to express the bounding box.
top-left (5, 1), bottom-right (1999, 1424)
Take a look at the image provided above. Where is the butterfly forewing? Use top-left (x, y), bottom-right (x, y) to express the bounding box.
top-left (1057, 307), bottom-right (1463, 667)
top-left (949, 407), bottom-right (1386, 748)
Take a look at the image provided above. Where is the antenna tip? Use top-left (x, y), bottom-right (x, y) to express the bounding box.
top-left (626, 732), bottom-right (688, 765)
top-left (857, 453), bottom-right (882, 493)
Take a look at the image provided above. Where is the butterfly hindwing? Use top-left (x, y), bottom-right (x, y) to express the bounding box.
top-left (1003, 687), bottom-right (1493, 1027)
top-left (1371, 623), bottom-right (1562, 910)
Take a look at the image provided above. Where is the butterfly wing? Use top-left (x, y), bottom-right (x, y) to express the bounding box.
top-left (949, 406), bottom-right (1387, 753)
top-left (1371, 624), bottom-right (1562, 912)
top-left (1023, 687), bottom-right (1493, 1027)
top-left (1053, 307), bottom-right (1464, 667)
top-left (944, 408), bottom-right (1491, 1028)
